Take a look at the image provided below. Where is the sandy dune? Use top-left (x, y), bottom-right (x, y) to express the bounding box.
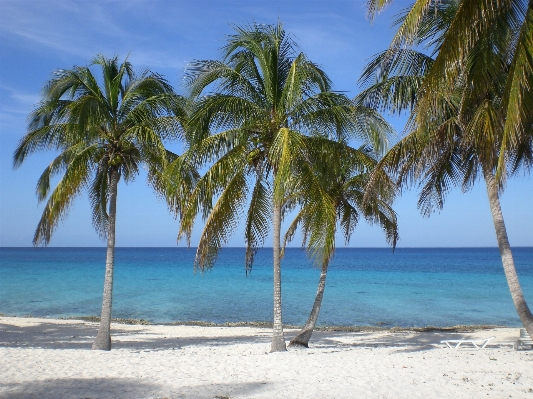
top-left (1, 316), bottom-right (532, 398)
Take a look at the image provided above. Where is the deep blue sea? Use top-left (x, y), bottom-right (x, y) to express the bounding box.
top-left (1, 247), bottom-right (532, 328)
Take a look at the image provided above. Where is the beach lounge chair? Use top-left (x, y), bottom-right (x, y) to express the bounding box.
top-left (515, 328), bottom-right (533, 350)
top-left (440, 336), bottom-right (494, 349)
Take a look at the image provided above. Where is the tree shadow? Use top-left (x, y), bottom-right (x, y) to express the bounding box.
top-left (0, 320), bottom-right (272, 351)
top-left (0, 319), bottom-right (515, 354)
top-left (0, 321), bottom-right (98, 350)
top-left (296, 330), bottom-right (514, 353)
top-left (0, 377), bottom-right (268, 399)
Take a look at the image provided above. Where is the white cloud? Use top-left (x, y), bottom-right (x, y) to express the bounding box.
top-left (0, 85), bottom-right (40, 124)
top-left (0, 1), bottom-right (154, 60)
top-left (8, 89), bottom-right (40, 108)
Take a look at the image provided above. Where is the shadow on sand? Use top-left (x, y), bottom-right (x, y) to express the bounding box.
top-left (1, 377), bottom-right (268, 399)
top-left (297, 329), bottom-right (510, 353)
top-left (0, 320), bottom-right (274, 351)
top-left (0, 318), bottom-right (512, 353)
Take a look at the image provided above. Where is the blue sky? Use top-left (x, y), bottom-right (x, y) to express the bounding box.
top-left (0, 0), bottom-right (531, 248)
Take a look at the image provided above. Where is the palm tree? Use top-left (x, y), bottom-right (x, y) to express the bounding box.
top-left (178, 23), bottom-right (386, 352)
top-left (365, 0), bottom-right (533, 170)
top-left (359, 1), bottom-right (533, 338)
top-left (285, 141), bottom-right (398, 348)
top-left (13, 55), bottom-right (194, 350)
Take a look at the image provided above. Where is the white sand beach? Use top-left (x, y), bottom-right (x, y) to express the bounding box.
top-left (1, 316), bottom-right (531, 398)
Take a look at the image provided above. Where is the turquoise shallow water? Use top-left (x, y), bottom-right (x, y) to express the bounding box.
top-left (0, 247), bottom-right (532, 327)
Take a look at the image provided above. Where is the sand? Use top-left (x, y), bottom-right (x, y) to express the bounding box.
top-left (0, 316), bottom-right (532, 398)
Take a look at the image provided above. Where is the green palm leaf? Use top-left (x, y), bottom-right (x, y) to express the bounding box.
top-left (14, 54), bottom-right (191, 350)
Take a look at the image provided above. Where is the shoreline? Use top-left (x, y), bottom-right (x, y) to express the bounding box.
top-left (2, 313), bottom-right (507, 332)
top-left (1, 316), bottom-right (531, 398)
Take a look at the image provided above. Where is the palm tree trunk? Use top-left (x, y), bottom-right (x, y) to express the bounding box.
top-left (271, 201), bottom-right (287, 352)
top-left (92, 167), bottom-right (120, 351)
top-left (483, 167), bottom-right (533, 339)
top-left (288, 261), bottom-right (328, 348)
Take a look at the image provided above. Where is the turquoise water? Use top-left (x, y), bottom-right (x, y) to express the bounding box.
top-left (1, 247), bottom-right (532, 327)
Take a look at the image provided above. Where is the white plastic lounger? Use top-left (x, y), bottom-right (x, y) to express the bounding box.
top-left (515, 328), bottom-right (533, 350)
top-left (441, 336), bottom-right (494, 349)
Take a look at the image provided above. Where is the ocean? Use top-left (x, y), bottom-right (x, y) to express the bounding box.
top-left (1, 247), bottom-right (532, 328)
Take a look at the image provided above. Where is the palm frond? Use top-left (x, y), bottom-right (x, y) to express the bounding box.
top-left (33, 145), bottom-right (95, 245)
top-left (499, 0), bottom-right (533, 178)
top-left (194, 170), bottom-right (249, 271)
top-left (244, 179), bottom-right (272, 272)
top-left (16, 54), bottom-right (186, 245)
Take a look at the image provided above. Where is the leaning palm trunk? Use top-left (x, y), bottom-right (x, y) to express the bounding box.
top-left (92, 168), bottom-right (120, 350)
top-left (483, 167), bottom-right (533, 340)
top-left (289, 261), bottom-right (328, 348)
top-left (271, 201), bottom-right (287, 352)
